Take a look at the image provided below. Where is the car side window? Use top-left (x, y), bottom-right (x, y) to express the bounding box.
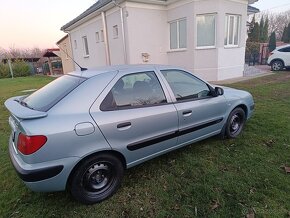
top-left (279, 47), bottom-right (290, 52)
top-left (161, 70), bottom-right (211, 101)
top-left (100, 71), bottom-right (167, 111)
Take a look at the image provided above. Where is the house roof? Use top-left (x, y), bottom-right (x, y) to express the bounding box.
top-left (61, 0), bottom-right (260, 31)
top-left (43, 49), bottom-right (60, 58)
top-left (61, 0), bottom-right (114, 31)
top-left (56, 35), bottom-right (69, 45)
top-left (247, 5), bottom-right (260, 14)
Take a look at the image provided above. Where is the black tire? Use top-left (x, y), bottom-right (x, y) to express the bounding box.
top-left (225, 107), bottom-right (246, 139)
top-left (70, 153), bottom-right (124, 204)
top-left (271, 60), bottom-right (284, 71)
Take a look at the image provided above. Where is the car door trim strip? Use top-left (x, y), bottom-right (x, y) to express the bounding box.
top-left (127, 118), bottom-right (223, 151)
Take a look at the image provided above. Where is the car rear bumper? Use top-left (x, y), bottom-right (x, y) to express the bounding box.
top-left (9, 135), bottom-right (80, 192)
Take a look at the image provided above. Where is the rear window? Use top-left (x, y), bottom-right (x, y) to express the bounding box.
top-left (22, 75), bottom-right (86, 112)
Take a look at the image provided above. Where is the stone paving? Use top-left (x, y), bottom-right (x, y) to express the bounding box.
top-left (213, 64), bottom-right (274, 85)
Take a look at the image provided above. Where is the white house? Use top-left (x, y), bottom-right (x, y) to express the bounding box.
top-left (61, 0), bottom-right (259, 81)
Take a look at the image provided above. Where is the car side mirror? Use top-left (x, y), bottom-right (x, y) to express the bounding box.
top-left (215, 87), bottom-right (224, 96)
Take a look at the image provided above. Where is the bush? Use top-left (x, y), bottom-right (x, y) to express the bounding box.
top-left (12, 60), bottom-right (31, 77)
top-left (246, 42), bottom-right (260, 57)
top-left (0, 60), bottom-right (31, 79)
top-left (0, 63), bottom-right (10, 78)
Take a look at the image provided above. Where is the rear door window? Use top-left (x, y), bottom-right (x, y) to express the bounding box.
top-left (100, 71), bottom-right (167, 111)
top-left (22, 75), bottom-right (86, 112)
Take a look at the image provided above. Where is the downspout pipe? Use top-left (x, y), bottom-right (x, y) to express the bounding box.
top-left (102, 11), bottom-right (111, 65)
top-left (112, 0), bottom-right (128, 64)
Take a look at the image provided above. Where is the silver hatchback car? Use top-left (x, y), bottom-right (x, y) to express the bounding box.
top-left (5, 65), bottom-right (254, 204)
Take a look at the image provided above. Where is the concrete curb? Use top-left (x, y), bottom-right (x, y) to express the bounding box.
top-left (211, 72), bottom-right (274, 85)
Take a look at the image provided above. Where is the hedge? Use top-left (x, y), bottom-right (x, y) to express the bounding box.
top-left (0, 60), bottom-right (31, 79)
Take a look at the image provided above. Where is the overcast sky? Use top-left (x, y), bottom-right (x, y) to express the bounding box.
top-left (252, 0), bottom-right (290, 12)
top-left (0, 0), bottom-right (290, 50)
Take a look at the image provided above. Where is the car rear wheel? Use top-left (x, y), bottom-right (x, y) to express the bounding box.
top-left (271, 60), bottom-right (284, 71)
top-left (225, 108), bottom-right (246, 139)
top-left (70, 153), bottom-right (124, 204)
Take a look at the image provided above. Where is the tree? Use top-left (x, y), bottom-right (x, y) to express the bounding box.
top-left (266, 10), bottom-right (290, 41)
top-left (248, 15), bottom-right (260, 42)
top-left (259, 16), bottom-right (265, 42)
top-left (262, 16), bottom-right (269, 42)
top-left (282, 25), bottom-right (288, 42)
top-left (287, 23), bottom-right (290, 43)
top-left (269, 32), bottom-right (277, 52)
top-left (252, 22), bottom-right (260, 42)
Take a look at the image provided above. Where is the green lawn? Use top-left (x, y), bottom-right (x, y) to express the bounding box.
top-left (0, 73), bottom-right (290, 217)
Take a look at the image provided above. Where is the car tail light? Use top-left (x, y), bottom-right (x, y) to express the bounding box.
top-left (269, 52), bottom-right (273, 56)
top-left (17, 133), bottom-right (47, 155)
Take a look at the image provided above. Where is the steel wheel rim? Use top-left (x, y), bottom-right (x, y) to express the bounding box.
top-left (83, 162), bottom-right (113, 193)
top-left (230, 114), bottom-right (241, 135)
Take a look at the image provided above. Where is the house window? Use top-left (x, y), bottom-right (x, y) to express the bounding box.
top-left (82, 36), bottom-right (89, 57)
top-left (100, 30), bottom-right (104, 42)
top-left (224, 14), bottom-right (241, 47)
top-left (113, 25), bottom-right (119, 39)
top-left (170, 19), bottom-right (187, 50)
top-left (96, 32), bottom-right (100, 43)
top-left (74, 40), bottom-right (77, 49)
top-left (197, 14), bottom-right (216, 48)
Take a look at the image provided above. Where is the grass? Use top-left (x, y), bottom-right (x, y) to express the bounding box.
top-left (0, 73), bottom-right (290, 217)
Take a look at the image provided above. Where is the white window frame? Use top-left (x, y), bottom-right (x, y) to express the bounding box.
top-left (82, 36), bottom-right (89, 57)
top-left (113, 25), bottom-right (119, 39)
top-left (96, 32), bottom-right (100, 43)
top-left (169, 18), bottom-right (187, 51)
top-left (196, 13), bottom-right (216, 49)
top-left (224, 14), bottom-right (241, 48)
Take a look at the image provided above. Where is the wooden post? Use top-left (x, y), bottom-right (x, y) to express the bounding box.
top-left (8, 59), bottom-right (14, 79)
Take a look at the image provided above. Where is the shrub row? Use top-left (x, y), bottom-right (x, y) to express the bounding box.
top-left (0, 60), bottom-right (32, 79)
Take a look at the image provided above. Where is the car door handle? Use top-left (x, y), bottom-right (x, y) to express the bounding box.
top-left (182, 110), bottom-right (192, 116)
top-left (117, 122), bottom-right (131, 129)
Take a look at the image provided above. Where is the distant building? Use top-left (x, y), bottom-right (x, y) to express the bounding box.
top-left (56, 35), bottom-right (75, 74)
top-left (43, 49), bottom-right (63, 75)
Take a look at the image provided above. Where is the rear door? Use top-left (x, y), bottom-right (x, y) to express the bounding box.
top-left (280, 46), bottom-right (290, 66)
top-left (159, 69), bottom-right (227, 145)
top-left (90, 68), bottom-right (179, 167)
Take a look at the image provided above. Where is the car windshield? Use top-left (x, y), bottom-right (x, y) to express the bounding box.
top-left (22, 75), bottom-right (86, 112)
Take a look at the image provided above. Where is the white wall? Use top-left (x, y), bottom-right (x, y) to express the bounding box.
top-left (216, 0), bottom-right (248, 80)
top-left (69, 7), bottom-right (125, 70)
top-left (125, 3), bottom-right (168, 65)
top-left (67, 0), bottom-right (248, 81)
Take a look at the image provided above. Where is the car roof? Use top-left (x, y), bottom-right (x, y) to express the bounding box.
top-left (68, 64), bottom-right (183, 78)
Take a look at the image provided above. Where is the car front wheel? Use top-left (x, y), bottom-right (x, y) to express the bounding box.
top-left (271, 60), bottom-right (284, 71)
top-left (225, 107), bottom-right (246, 139)
top-left (70, 153), bottom-right (124, 204)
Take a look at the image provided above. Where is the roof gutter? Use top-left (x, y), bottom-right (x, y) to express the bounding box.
top-left (112, 1), bottom-right (128, 64)
top-left (101, 11), bottom-right (111, 65)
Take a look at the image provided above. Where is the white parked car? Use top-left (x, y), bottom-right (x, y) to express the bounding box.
top-left (267, 44), bottom-right (290, 71)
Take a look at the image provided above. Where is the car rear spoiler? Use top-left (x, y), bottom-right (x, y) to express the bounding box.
top-left (4, 96), bottom-right (48, 120)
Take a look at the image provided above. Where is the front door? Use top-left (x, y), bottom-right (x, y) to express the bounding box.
top-left (90, 69), bottom-right (178, 167)
top-left (159, 69), bottom-right (227, 145)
